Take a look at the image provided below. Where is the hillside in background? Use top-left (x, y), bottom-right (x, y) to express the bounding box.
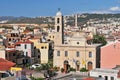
top-left (0, 13), bottom-right (120, 25)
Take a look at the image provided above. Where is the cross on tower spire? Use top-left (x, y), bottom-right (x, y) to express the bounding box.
top-left (58, 8), bottom-right (61, 11)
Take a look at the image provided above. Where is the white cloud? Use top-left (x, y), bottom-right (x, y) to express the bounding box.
top-left (109, 6), bottom-right (120, 11)
top-left (74, 6), bottom-right (120, 14)
top-left (91, 11), bottom-right (110, 14)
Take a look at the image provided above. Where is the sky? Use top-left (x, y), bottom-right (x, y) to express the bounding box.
top-left (0, 0), bottom-right (120, 17)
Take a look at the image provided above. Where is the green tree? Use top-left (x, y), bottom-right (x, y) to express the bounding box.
top-left (80, 68), bottom-right (88, 72)
top-left (61, 68), bottom-right (64, 73)
top-left (93, 34), bottom-right (107, 46)
top-left (30, 77), bottom-right (44, 80)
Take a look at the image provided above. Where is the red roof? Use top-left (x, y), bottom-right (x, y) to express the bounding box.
top-left (83, 77), bottom-right (95, 80)
top-left (0, 58), bottom-right (16, 71)
top-left (23, 30), bottom-right (31, 34)
top-left (15, 40), bottom-right (33, 45)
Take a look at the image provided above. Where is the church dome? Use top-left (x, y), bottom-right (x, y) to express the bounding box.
top-left (56, 11), bottom-right (62, 16)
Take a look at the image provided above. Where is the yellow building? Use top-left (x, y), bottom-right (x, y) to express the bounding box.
top-left (30, 38), bottom-right (49, 64)
top-left (10, 67), bottom-right (22, 72)
top-left (48, 33), bottom-right (55, 41)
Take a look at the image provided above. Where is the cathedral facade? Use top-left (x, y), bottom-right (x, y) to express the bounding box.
top-left (53, 10), bottom-right (100, 72)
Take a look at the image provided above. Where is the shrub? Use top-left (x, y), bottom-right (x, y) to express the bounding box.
top-left (61, 68), bottom-right (64, 73)
top-left (80, 68), bottom-right (88, 72)
top-left (36, 78), bottom-right (44, 80)
top-left (68, 67), bottom-right (76, 72)
top-left (30, 77), bottom-right (44, 80)
top-left (35, 67), bottom-right (42, 71)
top-left (53, 66), bottom-right (59, 71)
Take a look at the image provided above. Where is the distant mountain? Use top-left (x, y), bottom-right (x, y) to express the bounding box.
top-left (0, 16), bottom-right (17, 21)
top-left (0, 16), bottom-right (30, 21)
top-left (0, 13), bottom-right (120, 25)
top-left (6, 16), bottom-right (54, 24)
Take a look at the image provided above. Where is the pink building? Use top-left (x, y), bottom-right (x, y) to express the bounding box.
top-left (101, 40), bottom-right (120, 68)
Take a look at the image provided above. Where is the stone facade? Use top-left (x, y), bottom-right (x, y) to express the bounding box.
top-left (53, 11), bottom-right (101, 71)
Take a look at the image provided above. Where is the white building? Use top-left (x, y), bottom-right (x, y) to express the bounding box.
top-left (0, 46), bottom-right (6, 59)
top-left (90, 68), bottom-right (120, 80)
top-left (15, 40), bottom-right (35, 64)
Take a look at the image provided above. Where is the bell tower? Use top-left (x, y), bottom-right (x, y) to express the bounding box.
top-left (54, 9), bottom-right (64, 45)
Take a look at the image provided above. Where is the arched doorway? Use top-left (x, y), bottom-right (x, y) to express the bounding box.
top-left (87, 61), bottom-right (93, 70)
top-left (64, 60), bottom-right (69, 73)
top-left (76, 60), bottom-right (80, 71)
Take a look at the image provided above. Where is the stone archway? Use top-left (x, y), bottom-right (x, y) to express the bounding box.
top-left (87, 61), bottom-right (93, 70)
top-left (64, 60), bottom-right (69, 73)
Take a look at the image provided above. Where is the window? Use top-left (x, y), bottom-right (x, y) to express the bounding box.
top-left (57, 26), bottom-right (60, 32)
top-left (111, 77), bottom-right (114, 80)
top-left (25, 44), bottom-right (27, 49)
top-left (77, 42), bottom-right (79, 44)
top-left (45, 46), bottom-right (47, 49)
top-left (13, 60), bottom-right (15, 63)
top-left (89, 52), bottom-right (92, 58)
top-left (57, 18), bottom-right (60, 23)
top-left (41, 46), bottom-right (44, 49)
top-left (38, 49), bottom-right (40, 53)
top-left (105, 76), bottom-right (108, 80)
top-left (31, 44), bottom-right (33, 49)
top-left (13, 53), bottom-right (15, 56)
top-left (99, 75), bottom-right (102, 77)
top-left (38, 55), bottom-right (40, 58)
top-left (26, 52), bottom-right (28, 56)
top-left (34, 47), bottom-right (36, 49)
top-left (65, 51), bottom-right (68, 57)
top-left (76, 51), bottom-right (79, 57)
top-left (16, 44), bottom-right (21, 46)
top-left (5, 54), bottom-right (7, 57)
top-left (9, 38), bottom-right (11, 41)
top-left (11, 34), bottom-right (13, 37)
top-left (57, 51), bottom-right (60, 56)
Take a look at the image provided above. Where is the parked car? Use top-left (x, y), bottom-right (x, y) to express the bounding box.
top-left (30, 64), bottom-right (41, 69)
top-left (1, 71), bottom-right (14, 79)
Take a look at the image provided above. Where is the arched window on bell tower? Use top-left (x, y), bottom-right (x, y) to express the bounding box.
top-left (57, 26), bottom-right (60, 32)
top-left (57, 18), bottom-right (60, 23)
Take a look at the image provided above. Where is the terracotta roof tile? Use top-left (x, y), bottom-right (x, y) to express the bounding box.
top-left (0, 58), bottom-right (16, 71)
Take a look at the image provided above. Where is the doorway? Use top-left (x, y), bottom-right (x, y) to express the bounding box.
top-left (64, 60), bottom-right (69, 73)
top-left (87, 61), bottom-right (93, 70)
